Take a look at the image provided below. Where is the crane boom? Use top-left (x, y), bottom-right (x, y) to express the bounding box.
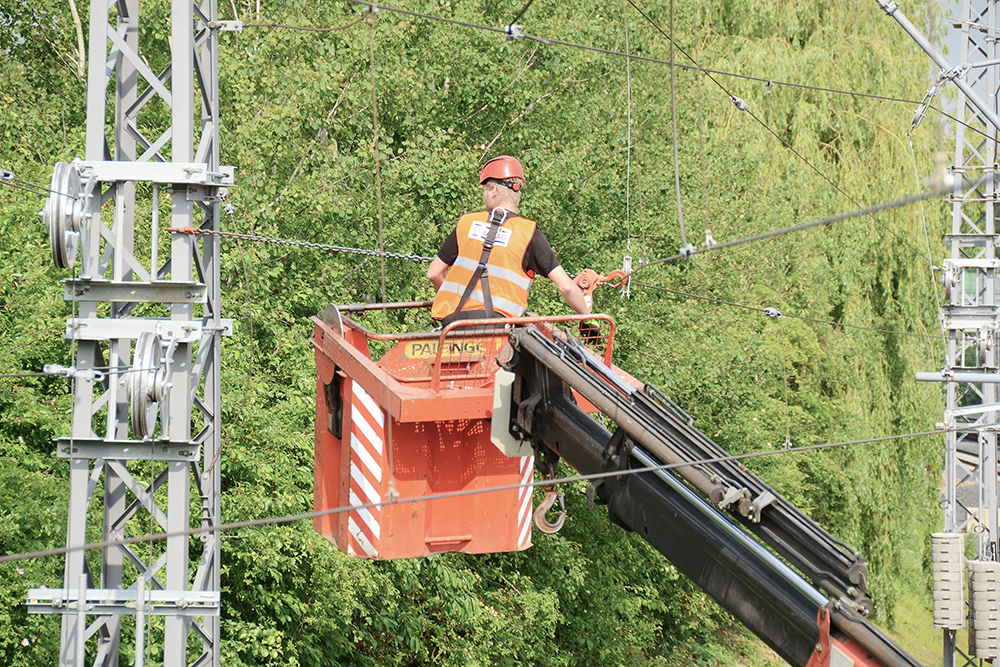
top-left (503, 325), bottom-right (923, 667)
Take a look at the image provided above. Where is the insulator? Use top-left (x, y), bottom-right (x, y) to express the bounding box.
top-left (969, 560), bottom-right (1000, 658)
top-left (931, 533), bottom-right (965, 630)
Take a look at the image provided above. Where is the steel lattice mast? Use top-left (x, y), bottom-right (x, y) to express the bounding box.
top-left (27, 0), bottom-right (237, 664)
top-left (878, 0), bottom-right (1000, 664)
top-left (942, 0), bottom-right (1000, 664)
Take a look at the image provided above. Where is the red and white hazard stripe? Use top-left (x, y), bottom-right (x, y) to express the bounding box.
top-left (517, 455), bottom-right (534, 548)
top-left (347, 382), bottom-right (384, 558)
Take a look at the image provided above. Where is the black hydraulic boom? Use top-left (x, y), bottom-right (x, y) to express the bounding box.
top-left (503, 325), bottom-right (923, 667)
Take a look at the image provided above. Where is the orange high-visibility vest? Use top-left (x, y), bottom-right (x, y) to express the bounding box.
top-left (431, 211), bottom-right (537, 320)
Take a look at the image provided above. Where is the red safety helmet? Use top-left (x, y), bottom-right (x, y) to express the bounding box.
top-left (479, 156), bottom-right (525, 191)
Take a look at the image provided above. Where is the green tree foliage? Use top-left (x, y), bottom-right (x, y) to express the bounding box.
top-left (0, 0), bottom-right (947, 663)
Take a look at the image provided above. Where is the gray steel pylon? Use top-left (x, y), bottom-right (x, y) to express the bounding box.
top-left (877, 0), bottom-right (999, 665)
top-left (942, 0), bottom-right (1000, 665)
top-left (27, 1), bottom-right (234, 665)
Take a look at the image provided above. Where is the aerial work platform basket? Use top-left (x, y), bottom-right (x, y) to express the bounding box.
top-left (310, 301), bottom-right (617, 559)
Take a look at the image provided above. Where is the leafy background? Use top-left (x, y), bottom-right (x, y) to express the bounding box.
top-left (1, 0), bottom-right (950, 664)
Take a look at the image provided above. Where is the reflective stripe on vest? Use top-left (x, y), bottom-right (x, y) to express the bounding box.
top-left (431, 211), bottom-right (537, 320)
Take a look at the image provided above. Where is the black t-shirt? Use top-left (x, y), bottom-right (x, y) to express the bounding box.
top-left (436, 218), bottom-right (561, 279)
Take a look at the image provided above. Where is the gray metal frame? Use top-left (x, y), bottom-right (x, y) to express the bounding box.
top-left (878, 0), bottom-right (1000, 664)
top-left (33, 0), bottom-right (233, 665)
top-left (943, 1), bottom-right (1000, 665)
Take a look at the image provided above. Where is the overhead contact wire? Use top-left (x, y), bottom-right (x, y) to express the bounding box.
top-left (628, 186), bottom-right (943, 271)
top-left (333, 1), bottom-right (987, 140)
top-left (243, 16), bottom-right (366, 31)
top-left (623, 0), bottom-right (634, 255)
top-left (0, 180), bottom-right (61, 199)
top-left (0, 428), bottom-right (944, 564)
top-left (623, 0), bottom-right (927, 259)
top-left (668, 0), bottom-right (687, 250)
top-left (633, 280), bottom-right (937, 339)
top-left (167, 227), bottom-right (435, 262)
top-left (0, 175), bottom-right (79, 199)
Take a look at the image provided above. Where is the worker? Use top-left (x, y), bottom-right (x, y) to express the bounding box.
top-left (427, 155), bottom-right (591, 324)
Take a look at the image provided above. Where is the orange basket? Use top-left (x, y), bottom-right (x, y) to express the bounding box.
top-left (310, 302), bottom-right (616, 559)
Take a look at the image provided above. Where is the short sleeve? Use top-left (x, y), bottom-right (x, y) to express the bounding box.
top-left (523, 227), bottom-right (561, 278)
top-left (437, 229), bottom-right (459, 265)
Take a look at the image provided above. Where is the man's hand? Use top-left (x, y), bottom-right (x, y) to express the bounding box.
top-left (549, 266), bottom-right (591, 315)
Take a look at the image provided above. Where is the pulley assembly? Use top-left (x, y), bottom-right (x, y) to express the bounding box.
top-left (42, 161), bottom-right (89, 269)
top-left (128, 332), bottom-right (168, 438)
top-left (976, 325), bottom-right (995, 363)
top-left (941, 265), bottom-right (959, 302)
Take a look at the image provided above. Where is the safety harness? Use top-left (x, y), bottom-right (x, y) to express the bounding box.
top-left (441, 208), bottom-right (510, 325)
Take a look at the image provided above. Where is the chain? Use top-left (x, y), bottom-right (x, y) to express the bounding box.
top-left (170, 227), bottom-right (435, 262)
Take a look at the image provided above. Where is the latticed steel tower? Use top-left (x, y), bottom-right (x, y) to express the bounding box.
top-left (27, 0), bottom-right (237, 664)
top-left (880, 0), bottom-right (1000, 664)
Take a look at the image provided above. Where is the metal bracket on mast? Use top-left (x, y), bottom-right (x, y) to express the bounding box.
top-left (875, 0), bottom-right (1000, 132)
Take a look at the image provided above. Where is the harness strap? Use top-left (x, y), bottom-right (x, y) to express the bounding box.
top-left (443, 208), bottom-right (509, 325)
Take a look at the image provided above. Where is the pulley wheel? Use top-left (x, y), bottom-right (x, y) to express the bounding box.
top-left (942, 268), bottom-right (957, 302)
top-left (978, 326), bottom-right (994, 361)
top-left (42, 162), bottom-right (83, 269)
top-left (128, 332), bottom-right (165, 438)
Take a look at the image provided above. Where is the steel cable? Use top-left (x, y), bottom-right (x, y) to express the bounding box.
top-left (0, 428), bottom-right (944, 564)
top-left (629, 185), bottom-right (945, 272)
top-left (632, 280), bottom-right (937, 339)
top-left (623, 0), bottom-right (930, 259)
top-left (336, 0), bottom-right (989, 141)
top-left (168, 226), bottom-right (435, 262)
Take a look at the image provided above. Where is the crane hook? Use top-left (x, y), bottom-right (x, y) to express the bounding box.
top-left (533, 486), bottom-right (566, 534)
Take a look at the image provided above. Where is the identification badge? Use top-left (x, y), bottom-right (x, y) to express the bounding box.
top-left (468, 221), bottom-right (511, 247)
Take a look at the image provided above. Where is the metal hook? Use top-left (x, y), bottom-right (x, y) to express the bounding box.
top-left (533, 488), bottom-right (566, 534)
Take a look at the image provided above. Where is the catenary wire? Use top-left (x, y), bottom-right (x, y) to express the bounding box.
top-left (4, 2), bottom-right (947, 567)
top-left (628, 185), bottom-right (944, 272)
top-left (0, 180), bottom-right (58, 199)
top-left (624, 0), bottom-right (913, 103)
top-left (339, 0), bottom-right (948, 260)
top-left (632, 281), bottom-right (938, 339)
top-left (741, 104), bottom-right (928, 257)
top-left (623, 0), bottom-right (929, 259)
top-left (243, 16), bottom-right (366, 31)
top-left (337, 0), bottom-right (986, 140)
top-left (509, 0), bottom-right (538, 26)
top-left (0, 428), bottom-right (944, 564)
top-left (0, 175), bottom-right (79, 199)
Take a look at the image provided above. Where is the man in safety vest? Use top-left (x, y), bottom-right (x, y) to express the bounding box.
top-left (427, 156), bottom-right (591, 324)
